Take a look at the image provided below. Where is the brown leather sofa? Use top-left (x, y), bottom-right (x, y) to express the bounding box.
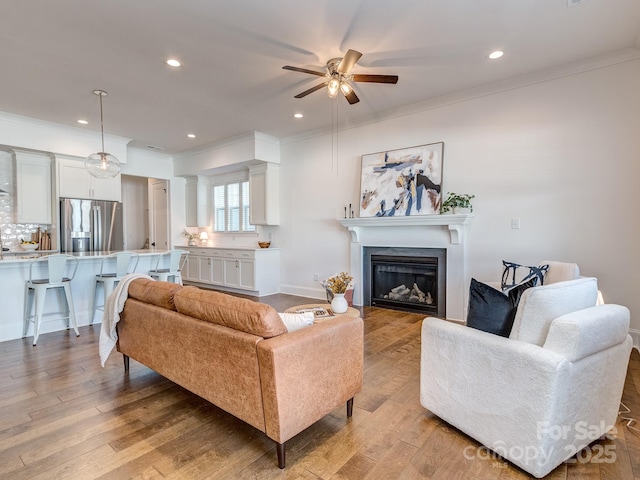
top-left (116, 278), bottom-right (364, 468)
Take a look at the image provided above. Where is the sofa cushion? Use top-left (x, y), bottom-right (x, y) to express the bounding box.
top-left (467, 278), bottom-right (536, 337)
top-left (174, 286), bottom-right (286, 338)
top-left (509, 277), bottom-right (599, 346)
top-left (128, 278), bottom-right (181, 311)
top-left (501, 260), bottom-right (549, 292)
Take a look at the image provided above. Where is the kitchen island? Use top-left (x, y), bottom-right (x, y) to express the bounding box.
top-left (0, 249), bottom-right (170, 343)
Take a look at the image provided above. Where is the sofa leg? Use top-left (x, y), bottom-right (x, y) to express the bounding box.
top-left (123, 354), bottom-right (130, 372)
top-left (347, 397), bottom-right (354, 417)
top-left (276, 441), bottom-right (285, 469)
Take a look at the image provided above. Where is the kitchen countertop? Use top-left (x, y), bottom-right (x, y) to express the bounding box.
top-left (0, 248), bottom-right (169, 264)
top-left (179, 245), bottom-right (279, 251)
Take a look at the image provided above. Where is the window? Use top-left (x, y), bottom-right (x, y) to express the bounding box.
top-left (213, 180), bottom-right (255, 233)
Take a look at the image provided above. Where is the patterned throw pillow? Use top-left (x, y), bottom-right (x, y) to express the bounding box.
top-left (501, 261), bottom-right (549, 293)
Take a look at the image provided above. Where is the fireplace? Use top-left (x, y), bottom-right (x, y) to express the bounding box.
top-left (363, 247), bottom-right (446, 316)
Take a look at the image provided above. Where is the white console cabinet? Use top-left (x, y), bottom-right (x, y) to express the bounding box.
top-left (57, 157), bottom-right (121, 201)
top-left (182, 246), bottom-right (279, 296)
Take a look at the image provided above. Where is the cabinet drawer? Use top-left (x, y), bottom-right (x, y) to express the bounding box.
top-left (187, 249), bottom-right (210, 257)
top-left (220, 249), bottom-right (255, 259)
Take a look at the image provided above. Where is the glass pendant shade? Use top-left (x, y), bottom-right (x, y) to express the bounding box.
top-left (86, 89), bottom-right (120, 179)
top-left (85, 152), bottom-right (121, 179)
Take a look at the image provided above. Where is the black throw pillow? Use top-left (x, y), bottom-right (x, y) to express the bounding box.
top-left (467, 277), bottom-right (537, 337)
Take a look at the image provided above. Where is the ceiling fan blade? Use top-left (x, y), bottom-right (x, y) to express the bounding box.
top-left (282, 65), bottom-right (326, 77)
top-left (337, 49), bottom-right (363, 74)
top-left (344, 89), bottom-right (360, 105)
top-left (294, 82), bottom-right (327, 98)
top-left (352, 74), bottom-right (399, 84)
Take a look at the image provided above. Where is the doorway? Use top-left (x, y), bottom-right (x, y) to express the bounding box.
top-left (149, 179), bottom-right (169, 249)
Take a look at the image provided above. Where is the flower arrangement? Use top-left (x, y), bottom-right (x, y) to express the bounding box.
top-left (182, 229), bottom-right (198, 241)
top-left (441, 192), bottom-right (475, 213)
top-left (323, 272), bottom-right (354, 294)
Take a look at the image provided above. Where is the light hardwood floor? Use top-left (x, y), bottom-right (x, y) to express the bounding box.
top-left (1, 292), bottom-right (639, 479)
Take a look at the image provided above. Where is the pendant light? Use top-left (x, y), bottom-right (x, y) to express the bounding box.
top-left (85, 89), bottom-right (121, 179)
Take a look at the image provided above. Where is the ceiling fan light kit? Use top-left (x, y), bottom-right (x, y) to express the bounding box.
top-left (283, 49), bottom-right (398, 105)
top-left (85, 89), bottom-right (121, 179)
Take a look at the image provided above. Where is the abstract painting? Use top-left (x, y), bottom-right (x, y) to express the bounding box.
top-left (359, 142), bottom-right (444, 217)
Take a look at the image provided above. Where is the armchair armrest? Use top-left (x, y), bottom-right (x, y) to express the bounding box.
top-left (257, 316), bottom-right (364, 444)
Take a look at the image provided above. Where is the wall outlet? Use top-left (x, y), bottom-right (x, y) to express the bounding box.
top-left (314, 273), bottom-right (319, 281)
top-left (511, 218), bottom-right (521, 229)
top-left (268, 232), bottom-right (273, 240)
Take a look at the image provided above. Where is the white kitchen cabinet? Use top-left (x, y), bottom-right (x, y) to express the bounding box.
top-left (223, 250), bottom-right (255, 289)
top-left (58, 157), bottom-right (121, 201)
top-left (249, 163), bottom-right (279, 225)
top-left (182, 246), bottom-right (279, 295)
top-left (185, 176), bottom-right (210, 227)
top-left (15, 151), bottom-right (52, 224)
top-left (184, 254), bottom-right (199, 282)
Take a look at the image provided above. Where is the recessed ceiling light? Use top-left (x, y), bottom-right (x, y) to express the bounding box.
top-left (166, 58), bottom-right (181, 67)
top-left (77, 119), bottom-right (88, 125)
top-left (293, 113), bottom-right (303, 119)
top-left (488, 50), bottom-right (504, 60)
top-left (187, 133), bottom-right (196, 138)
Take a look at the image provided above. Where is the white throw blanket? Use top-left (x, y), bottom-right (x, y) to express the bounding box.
top-left (99, 273), bottom-right (152, 367)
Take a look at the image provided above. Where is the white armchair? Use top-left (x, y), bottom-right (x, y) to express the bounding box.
top-left (420, 277), bottom-right (633, 478)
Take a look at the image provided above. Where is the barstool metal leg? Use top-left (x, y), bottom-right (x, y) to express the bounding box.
top-left (33, 287), bottom-right (47, 346)
top-left (57, 287), bottom-right (70, 330)
top-left (89, 278), bottom-right (99, 325)
top-left (63, 283), bottom-right (79, 337)
top-left (23, 284), bottom-right (32, 338)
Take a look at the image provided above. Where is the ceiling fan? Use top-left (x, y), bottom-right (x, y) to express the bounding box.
top-left (282, 49), bottom-right (398, 105)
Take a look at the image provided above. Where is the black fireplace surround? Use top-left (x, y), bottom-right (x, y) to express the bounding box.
top-left (363, 246), bottom-right (446, 317)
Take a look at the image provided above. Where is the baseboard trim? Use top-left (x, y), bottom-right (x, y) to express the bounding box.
top-left (279, 284), bottom-right (326, 301)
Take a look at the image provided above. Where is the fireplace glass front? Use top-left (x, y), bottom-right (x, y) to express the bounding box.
top-left (364, 247), bottom-right (446, 317)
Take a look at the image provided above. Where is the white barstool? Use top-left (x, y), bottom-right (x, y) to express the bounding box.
top-left (23, 254), bottom-right (79, 346)
top-left (149, 249), bottom-right (188, 284)
top-left (89, 251), bottom-right (140, 324)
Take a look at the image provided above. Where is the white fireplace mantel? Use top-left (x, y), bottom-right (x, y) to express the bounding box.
top-left (339, 214), bottom-right (473, 244)
top-left (338, 213), bottom-right (473, 321)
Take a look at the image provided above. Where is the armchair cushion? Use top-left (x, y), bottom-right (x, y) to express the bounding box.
top-left (467, 277), bottom-right (536, 337)
top-left (544, 304), bottom-right (630, 361)
top-left (509, 277), bottom-right (598, 346)
top-left (541, 260), bottom-right (580, 284)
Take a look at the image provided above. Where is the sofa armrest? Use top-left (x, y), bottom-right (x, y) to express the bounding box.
top-left (257, 315), bottom-right (364, 444)
top-left (543, 304), bottom-right (630, 361)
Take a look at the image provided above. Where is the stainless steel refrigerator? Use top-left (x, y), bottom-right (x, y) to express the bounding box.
top-left (60, 198), bottom-right (124, 252)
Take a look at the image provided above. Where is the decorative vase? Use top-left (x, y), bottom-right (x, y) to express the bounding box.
top-left (188, 238), bottom-right (197, 246)
top-left (331, 293), bottom-right (349, 314)
top-left (453, 207), bottom-right (471, 215)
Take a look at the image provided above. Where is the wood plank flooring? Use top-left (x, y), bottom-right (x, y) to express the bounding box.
top-left (1, 292), bottom-right (639, 479)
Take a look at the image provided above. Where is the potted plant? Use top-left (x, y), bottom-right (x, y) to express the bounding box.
top-left (182, 229), bottom-right (198, 246)
top-left (441, 192), bottom-right (475, 214)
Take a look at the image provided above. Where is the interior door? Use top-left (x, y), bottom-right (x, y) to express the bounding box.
top-left (149, 179), bottom-right (169, 250)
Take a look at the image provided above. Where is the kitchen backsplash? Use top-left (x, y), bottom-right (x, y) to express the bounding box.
top-left (0, 150), bottom-right (49, 251)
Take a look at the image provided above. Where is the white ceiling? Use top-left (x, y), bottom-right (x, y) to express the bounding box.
top-left (1, 0), bottom-right (639, 154)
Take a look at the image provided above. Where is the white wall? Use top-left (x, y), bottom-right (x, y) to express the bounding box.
top-left (278, 59), bottom-right (640, 331)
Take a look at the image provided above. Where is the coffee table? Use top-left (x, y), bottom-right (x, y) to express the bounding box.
top-left (284, 303), bottom-right (360, 322)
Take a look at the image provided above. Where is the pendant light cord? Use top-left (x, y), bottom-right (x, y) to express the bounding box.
top-left (99, 92), bottom-right (105, 153)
